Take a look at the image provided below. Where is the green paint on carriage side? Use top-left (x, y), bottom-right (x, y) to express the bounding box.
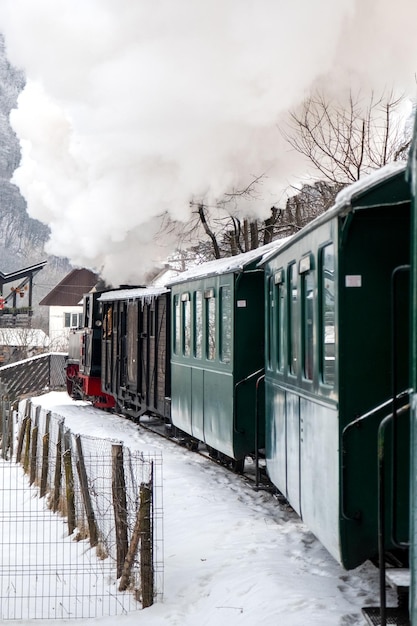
top-left (264, 164), bottom-right (411, 570)
top-left (170, 254), bottom-right (267, 462)
top-left (408, 112), bottom-right (417, 624)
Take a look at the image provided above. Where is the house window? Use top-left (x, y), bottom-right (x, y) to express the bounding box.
top-left (64, 312), bottom-right (82, 328)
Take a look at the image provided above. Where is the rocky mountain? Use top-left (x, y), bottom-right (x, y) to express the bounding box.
top-left (0, 36), bottom-right (72, 331)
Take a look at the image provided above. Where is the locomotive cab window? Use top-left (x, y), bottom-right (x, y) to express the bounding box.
top-left (149, 306), bottom-right (156, 338)
top-left (84, 296), bottom-right (91, 328)
top-left (320, 244), bottom-right (335, 386)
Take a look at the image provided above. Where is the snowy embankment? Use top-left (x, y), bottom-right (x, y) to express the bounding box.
top-left (12, 392), bottom-right (390, 626)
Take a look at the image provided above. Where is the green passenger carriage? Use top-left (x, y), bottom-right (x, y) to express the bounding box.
top-left (169, 245), bottom-right (283, 468)
top-left (409, 111), bottom-right (417, 625)
top-left (263, 164), bottom-right (411, 571)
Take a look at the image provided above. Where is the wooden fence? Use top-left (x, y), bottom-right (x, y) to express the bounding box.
top-left (0, 393), bottom-right (163, 618)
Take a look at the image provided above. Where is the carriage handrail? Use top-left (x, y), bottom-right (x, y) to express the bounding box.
top-left (341, 388), bottom-right (411, 523)
top-left (342, 388), bottom-right (411, 438)
top-left (233, 367), bottom-right (265, 434)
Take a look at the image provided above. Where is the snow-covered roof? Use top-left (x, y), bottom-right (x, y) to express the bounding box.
top-left (149, 267), bottom-right (182, 287)
top-left (166, 238), bottom-right (291, 286)
top-left (260, 162), bottom-right (408, 266)
top-left (0, 328), bottom-right (50, 347)
top-left (334, 161), bottom-right (407, 208)
top-left (98, 286), bottom-right (169, 303)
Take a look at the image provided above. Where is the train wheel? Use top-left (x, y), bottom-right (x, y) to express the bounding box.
top-left (187, 438), bottom-right (199, 452)
top-left (231, 458), bottom-right (245, 474)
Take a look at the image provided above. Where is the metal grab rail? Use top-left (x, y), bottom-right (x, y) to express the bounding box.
top-left (341, 388), bottom-right (411, 522)
top-left (233, 367), bottom-right (265, 435)
top-left (255, 373), bottom-right (265, 488)
top-left (376, 406), bottom-right (411, 626)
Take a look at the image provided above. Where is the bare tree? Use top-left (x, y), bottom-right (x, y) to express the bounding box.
top-left (283, 89), bottom-right (411, 187)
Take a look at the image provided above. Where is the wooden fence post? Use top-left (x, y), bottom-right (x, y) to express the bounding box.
top-left (29, 424), bottom-right (39, 485)
top-left (40, 411), bottom-right (51, 498)
top-left (118, 471), bottom-right (154, 608)
top-left (29, 405), bottom-right (41, 485)
top-left (63, 442), bottom-right (76, 536)
top-left (52, 422), bottom-right (63, 513)
top-left (75, 435), bottom-right (98, 547)
top-left (1, 397), bottom-right (12, 460)
top-left (112, 444), bottom-right (128, 578)
top-left (139, 475), bottom-right (154, 607)
top-left (23, 416), bottom-right (32, 474)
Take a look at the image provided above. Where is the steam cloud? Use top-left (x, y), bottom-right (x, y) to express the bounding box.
top-left (0, 0), bottom-right (415, 284)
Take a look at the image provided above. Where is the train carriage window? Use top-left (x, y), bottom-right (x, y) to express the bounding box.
top-left (289, 263), bottom-right (298, 375)
top-left (182, 293), bottom-right (191, 357)
top-left (220, 286), bottom-right (231, 363)
top-left (275, 270), bottom-right (285, 372)
top-left (300, 257), bottom-right (314, 381)
top-left (205, 289), bottom-right (216, 360)
top-left (173, 295), bottom-right (180, 354)
top-left (321, 244), bottom-right (335, 385)
top-left (194, 291), bottom-right (203, 358)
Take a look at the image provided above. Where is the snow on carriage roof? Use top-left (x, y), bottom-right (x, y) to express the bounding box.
top-left (165, 238), bottom-right (291, 286)
top-left (259, 162), bottom-right (409, 266)
top-left (334, 161), bottom-right (407, 208)
top-left (98, 285), bottom-right (169, 302)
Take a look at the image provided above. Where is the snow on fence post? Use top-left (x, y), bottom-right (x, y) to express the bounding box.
top-left (75, 434), bottom-right (99, 548)
top-left (112, 444), bottom-right (129, 578)
top-left (40, 411), bottom-right (51, 498)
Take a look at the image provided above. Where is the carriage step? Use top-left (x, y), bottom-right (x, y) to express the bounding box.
top-left (361, 606), bottom-right (410, 625)
top-left (385, 569), bottom-right (410, 596)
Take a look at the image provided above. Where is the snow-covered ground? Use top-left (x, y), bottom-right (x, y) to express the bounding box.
top-left (2, 391), bottom-right (392, 625)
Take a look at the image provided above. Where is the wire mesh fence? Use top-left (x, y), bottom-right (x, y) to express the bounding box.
top-left (0, 396), bottom-right (163, 620)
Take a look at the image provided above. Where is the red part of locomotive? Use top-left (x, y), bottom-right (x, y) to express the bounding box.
top-left (65, 294), bottom-right (115, 411)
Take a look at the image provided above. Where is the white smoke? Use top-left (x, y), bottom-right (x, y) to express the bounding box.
top-left (0, 0), bottom-right (415, 284)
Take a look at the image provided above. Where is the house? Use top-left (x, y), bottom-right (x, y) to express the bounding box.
top-left (39, 268), bottom-right (99, 350)
top-left (0, 327), bottom-right (50, 364)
